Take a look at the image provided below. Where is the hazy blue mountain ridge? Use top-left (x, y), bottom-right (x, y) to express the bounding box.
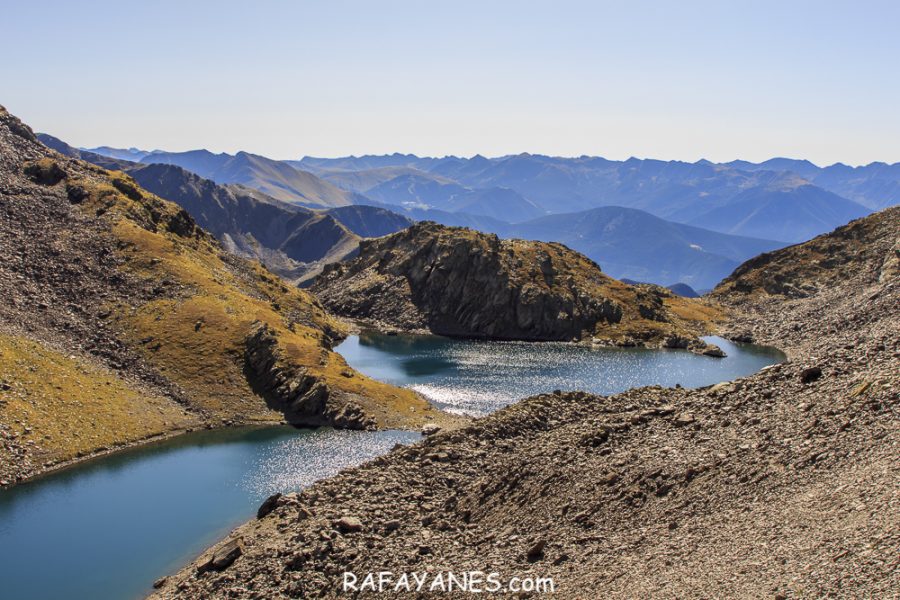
top-left (303, 152), bottom-right (881, 242)
top-left (139, 150), bottom-right (362, 208)
top-left (61, 142), bottom-right (895, 287)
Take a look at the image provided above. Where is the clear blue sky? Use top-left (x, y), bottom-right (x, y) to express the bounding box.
top-left (2, 0), bottom-right (897, 165)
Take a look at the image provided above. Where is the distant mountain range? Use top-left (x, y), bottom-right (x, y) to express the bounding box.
top-left (298, 153), bottom-right (876, 242)
top-left (723, 158), bottom-right (900, 210)
top-left (504, 206), bottom-right (784, 289)
top-left (363, 173), bottom-right (545, 223)
top-left (82, 145), bottom-right (166, 162)
top-left (43, 136), bottom-right (411, 284)
top-left (376, 205), bottom-right (780, 288)
top-left (136, 150), bottom-right (364, 208)
top-left (80, 144), bottom-right (898, 289)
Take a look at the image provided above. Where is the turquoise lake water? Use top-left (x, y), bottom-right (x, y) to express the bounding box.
top-left (335, 333), bottom-right (784, 416)
top-left (0, 427), bottom-right (418, 600)
top-left (0, 332), bottom-right (782, 599)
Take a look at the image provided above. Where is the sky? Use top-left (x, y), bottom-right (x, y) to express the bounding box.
top-left (1, 0), bottom-right (898, 165)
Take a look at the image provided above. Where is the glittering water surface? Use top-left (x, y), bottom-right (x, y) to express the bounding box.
top-left (336, 333), bottom-right (784, 416)
top-left (0, 332), bottom-right (783, 600)
top-left (0, 427), bottom-right (418, 600)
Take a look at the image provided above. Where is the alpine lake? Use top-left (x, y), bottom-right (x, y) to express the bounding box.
top-left (0, 332), bottom-right (783, 599)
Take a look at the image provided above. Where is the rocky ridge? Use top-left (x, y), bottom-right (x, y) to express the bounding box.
top-left (154, 208), bottom-right (897, 598)
top-left (0, 107), bottom-right (455, 487)
top-left (313, 222), bottom-right (724, 350)
top-left (37, 134), bottom-right (412, 285)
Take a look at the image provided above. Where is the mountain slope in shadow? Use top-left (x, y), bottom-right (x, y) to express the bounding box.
top-left (40, 135), bottom-right (411, 284)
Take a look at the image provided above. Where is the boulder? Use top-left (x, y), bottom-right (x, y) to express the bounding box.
top-left (421, 424), bottom-right (442, 436)
top-left (198, 538), bottom-right (243, 573)
top-left (526, 539), bottom-right (547, 562)
top-left (335, 516), bottom-right (363, 534)
top-left (256, 492), bottom-right (283, 519)
top-left (674, 413), bottom-right (696, 427)
top-left (701, 344), bottom-right (727, 358)
top-left (65, 183), bottom-right (89, 204)
top-left (800, 366), bottom-right (822, 384)
top-left (23, 159), bottom-right (66, 186)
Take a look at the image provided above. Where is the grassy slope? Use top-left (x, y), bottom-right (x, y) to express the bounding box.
top-left (0, 332), bottom-right (199, 468)
top-left (90, 172), bottom-right (450, 426)
top-left (0, 109), bottom-right (452, 485)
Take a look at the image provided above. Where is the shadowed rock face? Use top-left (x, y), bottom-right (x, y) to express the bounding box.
top-left (243, 322), bottom-right (376, 430)
top-left (314, 222), bottom-right (621, 341)
top-left (312, 222), bottom-right (720, 344)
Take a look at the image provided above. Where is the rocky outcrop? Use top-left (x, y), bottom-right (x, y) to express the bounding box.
top-left (244, 322), bottom-right (328, 421)
top-left (713, 206), bottom-right (899, 300)
top-left (313, 222), bottom-right (723, 345)
top-left (154, 208), bottom-right (898, 599)
top-left (244, 322), bottom-right (376, 430)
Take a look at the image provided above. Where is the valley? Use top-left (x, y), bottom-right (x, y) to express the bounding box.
top-left (0, 330), bottom-right (782, 600)
top-left (3, 4), bottom-right (898, 599)
top-left (0, 107), bottom-right (896, 600)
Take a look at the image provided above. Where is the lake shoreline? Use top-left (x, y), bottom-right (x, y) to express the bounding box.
top-left (1, 421), bottom-right (280, 492)
top-left (1, 328), bottom-right (786, 600)
top-left (0, 425), bottom-right (422, 600)
top-left (336, 330), bottom-right (784, 418)
top-left (338, 313), bottom-right (735, 358)
top-left (154, 236), bottom-right (900, 599)
top-left (4, 324), bottom-right (785, 492)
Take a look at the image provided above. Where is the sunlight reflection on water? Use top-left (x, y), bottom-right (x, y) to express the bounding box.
top-left (242, 428), bottom-right (418, 495)
top-left (337, 333), bottom-right (784, 416)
